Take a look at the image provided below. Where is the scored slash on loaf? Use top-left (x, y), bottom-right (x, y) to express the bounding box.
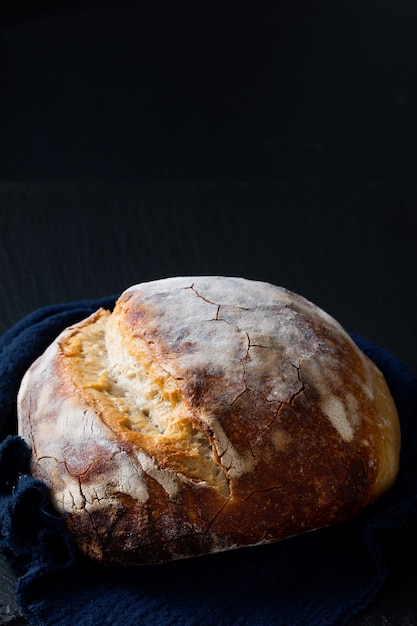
top-left (17, 276), bottom-right (401, 565)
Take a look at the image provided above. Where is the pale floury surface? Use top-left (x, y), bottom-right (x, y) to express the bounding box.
top-left (17, 277), bottom-right (401, 565)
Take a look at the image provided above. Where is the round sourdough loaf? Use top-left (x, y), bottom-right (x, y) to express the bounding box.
top-left (17, 276), bottom-right (400, 565)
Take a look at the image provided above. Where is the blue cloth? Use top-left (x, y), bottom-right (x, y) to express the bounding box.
top-left (1, 298), bottom-right (417, 626)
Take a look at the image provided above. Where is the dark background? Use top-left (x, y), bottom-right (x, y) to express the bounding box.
top-left (1, 2), bottom-right (417, 625)
top-left (1, 0), bottom-right (417, 182)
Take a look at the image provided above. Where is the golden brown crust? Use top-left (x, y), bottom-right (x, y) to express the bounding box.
top-left (17, 276), bottom-right (401, 565)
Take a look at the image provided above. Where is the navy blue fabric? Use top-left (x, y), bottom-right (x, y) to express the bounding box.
top-left (1, 299), bottom-right (417, 626)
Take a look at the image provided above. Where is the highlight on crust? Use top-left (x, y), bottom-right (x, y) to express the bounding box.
top-left (17, 276), bottom-right (401, 565)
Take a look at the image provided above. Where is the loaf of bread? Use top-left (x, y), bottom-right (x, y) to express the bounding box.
top-left (17, 276), bottom-right (400, 565)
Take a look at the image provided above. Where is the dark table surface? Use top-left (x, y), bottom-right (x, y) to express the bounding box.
top-left (1, 2), bottom-right (417, 625)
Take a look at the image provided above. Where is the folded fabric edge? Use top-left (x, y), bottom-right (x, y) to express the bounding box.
top-left (337, 470), bottom-right (417, 625)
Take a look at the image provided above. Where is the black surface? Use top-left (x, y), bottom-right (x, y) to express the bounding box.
top-left (1, 1), bottom-right (417, 624)
top-left (1, 1), bottom-right (417, 181)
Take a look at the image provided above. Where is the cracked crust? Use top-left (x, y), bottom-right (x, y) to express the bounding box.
top-left (17, 276), bottom-right (401, 565)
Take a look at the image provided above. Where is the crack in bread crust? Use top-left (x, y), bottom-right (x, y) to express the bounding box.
top-left (62, 310), bottom-right (230, 496)
top-left (17, 276), bottom-right (401, 565)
